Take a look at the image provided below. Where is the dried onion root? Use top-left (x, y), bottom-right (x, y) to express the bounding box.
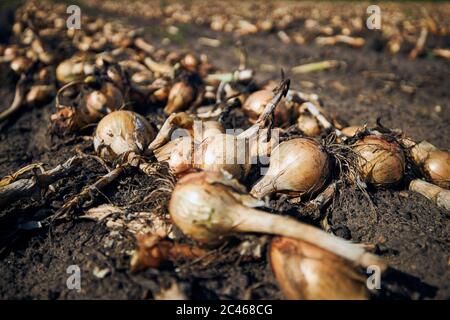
top-left (0, 156), bottom-right (81, 210)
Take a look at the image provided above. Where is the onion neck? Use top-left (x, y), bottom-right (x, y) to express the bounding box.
top-left (235, 206), bottom-right (386, 270)
top-left (250, 176), bottom-right (274, 199)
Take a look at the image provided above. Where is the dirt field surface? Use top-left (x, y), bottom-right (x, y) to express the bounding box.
top-left (0, 1), bottom-right (449, 300)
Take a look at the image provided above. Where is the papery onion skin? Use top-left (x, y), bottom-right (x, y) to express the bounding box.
top-left (405, 140), bottom-right (449, 188)
top-left (181, 53), bottom-right (198, 71)
top-left (243, 90), bottom-right (289, 125)
top-left (94, 110), bottom-right (155, 161)
top-left (251, 138), bottom-right (330, 198)
top-left (270, 237), bottom-right (369, 300)
top-left (50, 107), bottom-right (79, 135)
top-left (353, 135), bottom-right (405, 187)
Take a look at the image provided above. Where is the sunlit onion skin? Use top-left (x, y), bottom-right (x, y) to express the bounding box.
top-left (243, 90), bottom-right (289, 125)
top-left (168, 136), bottom-right (195, 175)
top-left (164, 133), bottom-right (248, 179)
top-left (195, 120), bottom-right (225, 142)
top-left (251, 138), bottom-right (330, 198)
top-left (154, 120), bottom-right (225, 175)
top-left (270, 237), bottom-right (369, 300)
top-left (161, 80), bottom-right (288, 177)
top-left (194, 134), bottom-right (251, 179)
top-left (94, 110), bottom-right (156, 161)
top-left (353, 135), bottom-right (405, 187)
top-left (169, 171), bottom-right (385, 268)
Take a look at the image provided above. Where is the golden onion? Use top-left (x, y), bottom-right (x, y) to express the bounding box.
top-left (353, 135), bottom-right (405, 186)
top-left (94, 110), bottom-right (156, 161)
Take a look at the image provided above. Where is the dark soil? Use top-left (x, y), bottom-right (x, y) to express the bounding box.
top-left (0, 2), bottom-right (449, 300)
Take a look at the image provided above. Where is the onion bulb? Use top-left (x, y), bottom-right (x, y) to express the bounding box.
top-left (52, 81), bottom-right (123, 134)
top-left (164, 82), bottom-right (195, 114)
top-left (243, 90), bottom-right (290, 125)
top-left (165, 131), bottom-right (250, 179)
top-left (159, 80), bottom-right (288, 177)
top-left (56, 57), bottom-right (86, 84)
top-left (297, 114), bottom-right (321, 137)
top-left (153, 119), bottom-right (225, 175)
top-left (168, 136), bottom-right (194, 175)
top-left (169, 171), bottom-right (385, 268)
top-left (421, 150), bottom-right (450, 189)
top-left (251, 138), bottom-right (330, 198)
top-left (10, 56), bottom-right (33, 74)
top-left (270, 237), bottom-right (369, 300)
top-left (353, 135), bottom-right (405, 186)
top-left (181, 53), bottom-right (198, 71)
top-left (194, 134), bottom-right (251, 179)
top-left (94, 110), bottom-right (156, 161)
top-left (407, 141), bottom-right (450, 189)
top-left (26, 85), bottom-right (54, 105)
top-left (84, 82), bottom-right (124, 120)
